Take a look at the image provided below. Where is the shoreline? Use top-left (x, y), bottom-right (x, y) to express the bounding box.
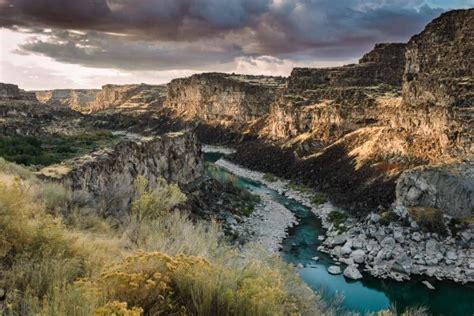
top-left (214, 157), bottom-right (474, 285)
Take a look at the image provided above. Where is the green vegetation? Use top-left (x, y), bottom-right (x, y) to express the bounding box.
top-left (327, 211), bottom-right (348, 232)
top-left (0, 160), bottom-right (323, 315)
top-left (288, 183), bottom-right (312, 194)
top-left (311, 192), bottom-right (328, 205)
top-left (408, 207), bottom-right (446, 234)
top-left (0, 131), bottom-right (120, 167)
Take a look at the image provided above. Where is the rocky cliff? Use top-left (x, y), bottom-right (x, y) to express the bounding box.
top-left (37, 84), bottom-right (166, 113)
top-left (165, 73), bottom-right (286, 121)
top-left (392, 9), bottom-right (474, 159)
top-left (0, 83), bottom-right (36, 100)
top-left (0, 83), bottom-right (80, 136)
top-left (396, 162), bottom-right (474, 218)
top-left (38, 132), bottom-right (204, 214)
top-left (36, 89), bottom-right (100, 111)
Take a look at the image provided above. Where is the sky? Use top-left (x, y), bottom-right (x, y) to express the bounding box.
top-left (0, 0), bottom-right (472, 90)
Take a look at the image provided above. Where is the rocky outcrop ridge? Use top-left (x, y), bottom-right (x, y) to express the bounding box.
top-left (288, 43), bottom-right (406, 91)
top-left (165, 73), bottom-right (286, 121)
top-left (38, 132), bottom-right (204, 214)
top-left (37, 84), bottom-right (166, 113)
top-left (1, 83), bottom-right (80, 136)
top-left (396, 162), bottom-right (474, 218)
top-left (0, 83), bottom-right (36, 100)
top-left (391, 9), bottom-right (474, 158)
top-left (36, 89), bottom-right (100, 111)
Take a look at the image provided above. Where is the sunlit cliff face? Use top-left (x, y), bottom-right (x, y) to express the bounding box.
top-left (0, 0), bottom-right (471, 89)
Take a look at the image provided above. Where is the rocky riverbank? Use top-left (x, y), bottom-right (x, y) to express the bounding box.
top-left (214, 157), bottom-right (474, 285)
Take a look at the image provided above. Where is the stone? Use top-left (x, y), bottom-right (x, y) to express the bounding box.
top-left (421, 280), bottom-right (436, 290)
top-left (312, 256), bottom-right (320, 262)
top-left (396, 163), bottom-right (474, 218)
top-left (328, 265), bottom-right (342, 275)
top-left (412, 232), bottom-right (422, 242)
top-left (332, 234), bottom-right (347, 246)
top-left (369, 213), bottom-right (381, 224)
top-left (351, 249), bottom-right (366, 264)
top-left (344, 265), bottom-right (363, 280)
top-left (381, 237), bottom-right (396, 250)
top-left (392, 254), bottom-right (412, 275)
top-left (446, 250), bottom-right (458, 261)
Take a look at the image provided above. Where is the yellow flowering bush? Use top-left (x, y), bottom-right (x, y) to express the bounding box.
top-left (94, 301), bottom-right (143, 316)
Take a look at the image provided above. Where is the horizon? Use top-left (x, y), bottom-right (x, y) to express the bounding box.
top-left (1, 1), bottom-right (473, 90)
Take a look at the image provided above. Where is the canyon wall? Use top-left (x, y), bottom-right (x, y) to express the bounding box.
top-left (38, 132), bottom-right (204, 214)
top-left (165, 73), bottom-right (286, 121)
top-left (392, 9), bottom-right (473, 159)
top-left (1, 83), bottom-right (80, 136)
top-left (36, 84), bottom-right (166, 113)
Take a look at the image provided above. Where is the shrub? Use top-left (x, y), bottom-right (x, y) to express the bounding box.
top-left (311, 192), bottom-right (328, 205)
top-left (408, 207), bottom-right (446, 234)
top-left (94, 301), bottom-right (143, 316)
top-left (131, 176), bottom-right (186, 221)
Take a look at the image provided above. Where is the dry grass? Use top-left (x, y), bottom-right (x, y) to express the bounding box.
top-left (0, 160), bottom-right (324, 316)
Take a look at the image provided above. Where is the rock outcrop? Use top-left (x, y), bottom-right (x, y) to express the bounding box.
top-left (396, 162), bottom-right (474, 218)
top-left (1, 83), bottom-right (80, 136)
top-left (393, 9), bottom-right (474, 158)
top-left (38, 132), bottom-right (204, 214)
top-left (165, 73), bottom-right (286, 121)
top-left (37, 84), bottom-right (166, 113)
top-left (0, 83), bottom-right (36, 100)
top-left (36, 89), bottom-right (100, 111)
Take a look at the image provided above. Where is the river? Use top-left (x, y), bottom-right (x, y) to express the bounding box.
top-left (204, 152), bottom-right (474, 315)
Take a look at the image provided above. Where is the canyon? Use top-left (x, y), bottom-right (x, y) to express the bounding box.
top-left (0, 8), bottom-right (473, 306)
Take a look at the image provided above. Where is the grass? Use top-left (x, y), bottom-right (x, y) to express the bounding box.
top-left (311, 192), bottom-right (328, 205)
top-left (0, 131), bottom-right (120, 167)
top-left (288, 183), bottom-right (312, 194)
top-left (408, 207), bottom-right (446, 235)
top-left (0, 160), bottom-right (324, 316)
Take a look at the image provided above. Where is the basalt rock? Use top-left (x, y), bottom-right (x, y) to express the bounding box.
top-left (37, 84), bottom-right (166, 113)
top-left (165, 73), bottom-right (286, 122)
top-left (396, 162), bottom-right (474, 218)
top-left (394, 9), bottom-right (474, 158)
top-left (37, 132), bottom-right (204, 214)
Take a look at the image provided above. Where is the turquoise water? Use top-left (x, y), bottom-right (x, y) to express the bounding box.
top-left (204, 153), bottom-right (474, 315)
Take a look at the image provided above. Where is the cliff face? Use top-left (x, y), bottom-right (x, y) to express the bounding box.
top-left (38, 132), bottom-right (204, 214)
top-left (288, 43), bottom-right (406, 90)
top-left (0, 83), bottom-right (80, 136)
top-left (165, 73), bottom-right (286, 121)
top-left (262, 43), bottom-right (405, 151)
top-left (0, 83), bottom-right (36, 100)
top-left (36, 89), bottom-right (100, 111)
top-left (37, 84), bottom-right (166, 113)
top-left (392, 9), bottom-right (474, 158)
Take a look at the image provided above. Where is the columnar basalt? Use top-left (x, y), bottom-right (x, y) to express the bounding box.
top-left (38, 132), bottom-right (204, 214)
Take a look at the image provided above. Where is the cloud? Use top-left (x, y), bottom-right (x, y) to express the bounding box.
top-left (0, 0), bottom-right (467, 73)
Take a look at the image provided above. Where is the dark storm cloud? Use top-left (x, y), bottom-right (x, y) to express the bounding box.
top-left (0, 0), bottom-right (453, 70)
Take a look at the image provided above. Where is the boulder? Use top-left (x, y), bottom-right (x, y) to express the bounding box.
top-left (328, 265), bottom-right (342, 275)
top-left (344, 265), bottom-right (363, 280)
top-left (396, 162), bottom-right (474, 219)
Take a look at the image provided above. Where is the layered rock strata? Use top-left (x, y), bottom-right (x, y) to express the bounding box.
top-left (165, 73), bottom-right (286, 121)
top-left (36, 84), bottom-right (166, 113)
